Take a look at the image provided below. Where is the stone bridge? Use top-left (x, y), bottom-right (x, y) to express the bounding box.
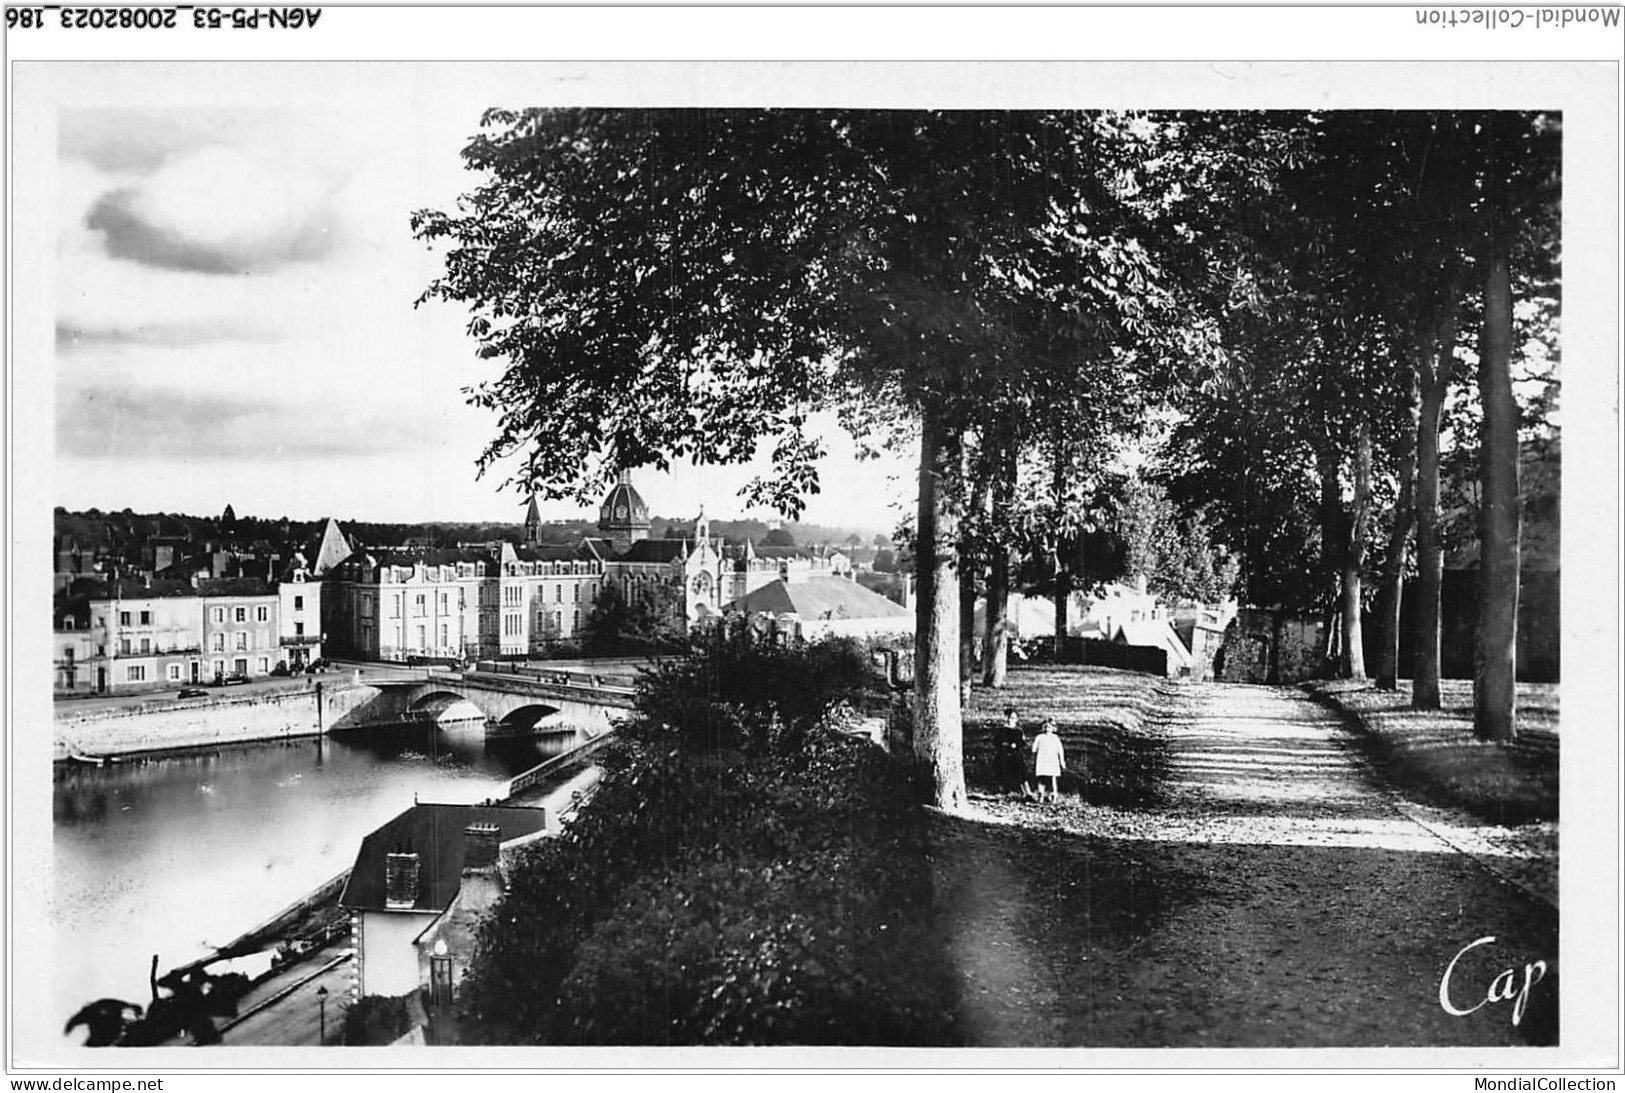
top-left (324, 669), bottom-right (636, 736)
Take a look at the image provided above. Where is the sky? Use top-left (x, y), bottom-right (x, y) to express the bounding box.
top-left (47, 70), bottom-right (915, 533)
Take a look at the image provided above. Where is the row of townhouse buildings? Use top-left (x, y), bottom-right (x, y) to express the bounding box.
top-left (321, 477), bottom-right (855, 662)
top-left (54, 571), bottom-right (323, 694)
top-left (54, 474), bottom-right (863, 692)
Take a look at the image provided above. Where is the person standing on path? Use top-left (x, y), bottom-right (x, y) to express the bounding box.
top-left (1031, 720), bottom-right (1065, 802)
top-left (994, 706), bottom-right (1030, 796)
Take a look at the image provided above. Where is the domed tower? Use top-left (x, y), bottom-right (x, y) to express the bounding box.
top-left (598, 470), bottom-right (651, 551)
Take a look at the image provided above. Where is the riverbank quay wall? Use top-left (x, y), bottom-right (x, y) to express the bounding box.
top-left (56, 685), bottom-right (330, 759)
top-left (53, 681), bottom-right (435, 758)
top-left (54, 677), bottom-right (634, 759)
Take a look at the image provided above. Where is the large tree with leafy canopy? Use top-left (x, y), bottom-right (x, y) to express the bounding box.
top-left (414, 109), bottom-right (1298, 804)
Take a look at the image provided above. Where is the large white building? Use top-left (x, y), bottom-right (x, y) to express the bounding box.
top-left (321, 473), bottom-right (853, 662)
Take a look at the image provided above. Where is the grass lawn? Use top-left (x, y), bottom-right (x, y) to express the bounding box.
top-left (1306, 678), bottom-right (1558, 825)
top-left (963, 666), bottom-right (1185, 807)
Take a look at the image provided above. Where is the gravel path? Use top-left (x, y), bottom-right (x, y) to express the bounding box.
top-left (932, 682), bottom-right (1559, 1048)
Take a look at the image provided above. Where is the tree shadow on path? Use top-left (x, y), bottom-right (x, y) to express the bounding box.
top-left (935, 683), bottom-right (1559, 1049)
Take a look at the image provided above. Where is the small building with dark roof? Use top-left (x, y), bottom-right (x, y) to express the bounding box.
top-left (339, 803), bottom-right (552, 1000)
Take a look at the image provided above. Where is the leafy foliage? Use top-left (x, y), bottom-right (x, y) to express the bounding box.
top-left (457, 632), bottom-right (959, 1045)
top-left (577, 581), bottom-right (687, 656)
top-left (1117, 478), bottom-right (1239, 605)
top-left (341, 994), bottom-right (414, 1046)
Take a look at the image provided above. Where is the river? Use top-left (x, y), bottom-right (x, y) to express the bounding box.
top-left (51, 714), bottom-right (578, 1031)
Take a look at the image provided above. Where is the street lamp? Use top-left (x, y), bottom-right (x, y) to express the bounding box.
top-left (316, 984), bottom-right (329, 1045)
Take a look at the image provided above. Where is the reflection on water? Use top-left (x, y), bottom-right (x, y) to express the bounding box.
top-left (52, 720), bottom-right (577, 1028)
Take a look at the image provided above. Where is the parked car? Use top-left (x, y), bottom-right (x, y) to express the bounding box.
top-left (214, 673), bottom-right (251, 687)
top-left (177, 688), bottom-right (207, 699)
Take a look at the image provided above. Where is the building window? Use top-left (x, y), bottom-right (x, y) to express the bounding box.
top-left (139, 610), bottom-right (152, 626)
top-left (119, 638), bottom-right (131, 655)
top-left (212, 634), bottom-right (225, 652)
top-left (235, 607), bottom-right (247, 623)
top-left (391, 595), bottom-right (401, 618)
top-left (555, 584), bottom-right (563, 603)
top-left (257, 606), bottom-right (269, 623)
top-left (63, 646), bottom-right (75, 662)
top-left (572, 610), bottom-right (580, 631)
top-left (167, 664), bottom-right (182, 681)
top-left (295, 622), bottom-right (305, 637)
top-left (440, 624), bottom-right (448, 647)
top-left (119, 611), bottom-right (131, 626)
top-left (126, 666), bottom-right (146, 683)
top-left (573, 585), bottom-right (580, 603)
top-left (213, 660), bottom-right (225, 678)
top-left (139, 638), bottom-right (151, 654)
top-left (212, 607), bottom-right (224, 624)
top-left (236, 633), bottom-right (248, 650)
top-left (415, 594), bottom-right (426, 615)
top-left (258, 657), bottom-right (270, 673)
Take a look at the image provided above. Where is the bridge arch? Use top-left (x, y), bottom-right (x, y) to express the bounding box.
top-left (491, 703), bottom-right (565, 734)
top-left (407, 690), bottom-right (488, 723)
top-left (329, 674), bottom-right (632, 735)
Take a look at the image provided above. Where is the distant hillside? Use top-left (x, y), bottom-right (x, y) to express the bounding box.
top-left (54, 506), bottom-right (892, 562)
top-left (648, 515), bottom-right (888, 547)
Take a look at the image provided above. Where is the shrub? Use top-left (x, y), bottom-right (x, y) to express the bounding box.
top-left (456, 633), bottom-right (959, 1046)
top-left (630, 629), bottom-right (875, 754)
top-left (342, 994), bottom-right (414, 1045)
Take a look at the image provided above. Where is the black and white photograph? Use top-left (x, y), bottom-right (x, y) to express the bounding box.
top-left (5, 8), bottom-right (1621, 1084)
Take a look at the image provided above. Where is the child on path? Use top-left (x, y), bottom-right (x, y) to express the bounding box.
top-left (1031, 719), bottom-right (1066, 802)
top-left (994, 706), bottom-right (1029, 796)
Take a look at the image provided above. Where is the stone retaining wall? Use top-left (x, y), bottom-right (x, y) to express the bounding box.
top-left (56, 687), bottom-right (363, 758)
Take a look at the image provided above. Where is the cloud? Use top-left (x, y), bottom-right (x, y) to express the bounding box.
top-left (58, 109), bottom-right (227, 174)
top-left (56, 320), bottom-right (279, 352)
top-left (83, 146), bottom-right (336, 275)
top-left (56, 384), bottom-right (414, 461)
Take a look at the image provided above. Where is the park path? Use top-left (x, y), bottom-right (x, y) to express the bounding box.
top-left (932, 682), bottom-right (1559, 1049)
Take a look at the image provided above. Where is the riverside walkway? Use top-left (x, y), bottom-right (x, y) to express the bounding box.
top-left (937, 679), bottom-right (1559, 1048)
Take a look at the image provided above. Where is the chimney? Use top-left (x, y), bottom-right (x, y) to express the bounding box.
top-left (463, 822), bottom-right (501, 873)
top-left (384, 851), bottom-right (420, 909)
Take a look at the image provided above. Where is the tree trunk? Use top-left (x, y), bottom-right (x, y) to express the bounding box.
top-left (1050, 437), bottom-right (1068, 662)
top-left (982, 544), bottom-right (1011, 688)
top-left (1052, 560), bottom-right (1067, 661)
top-left (982, 433), bottom-right (1017, 688)
top-left (1340, 422), bottom-right (1372, 681)
top-left (1375, 409), bottom-right (1416, 690)
top-left (958, 556), bottom-right (976, 702)
top-left (1475, 130), bottom-right (1520, 743)
top-left (1314, 441), bottom-right (1346, 678)
top-left (913, 411), bottom-right (968, 809)
top-left (1413, 293), bottom-right (1462, 710)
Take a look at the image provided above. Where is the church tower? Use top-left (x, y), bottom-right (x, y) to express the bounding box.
top-left (524, 496), bottom-right (542, 544)
top-left (597, 470), bottom-right (651, 552)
